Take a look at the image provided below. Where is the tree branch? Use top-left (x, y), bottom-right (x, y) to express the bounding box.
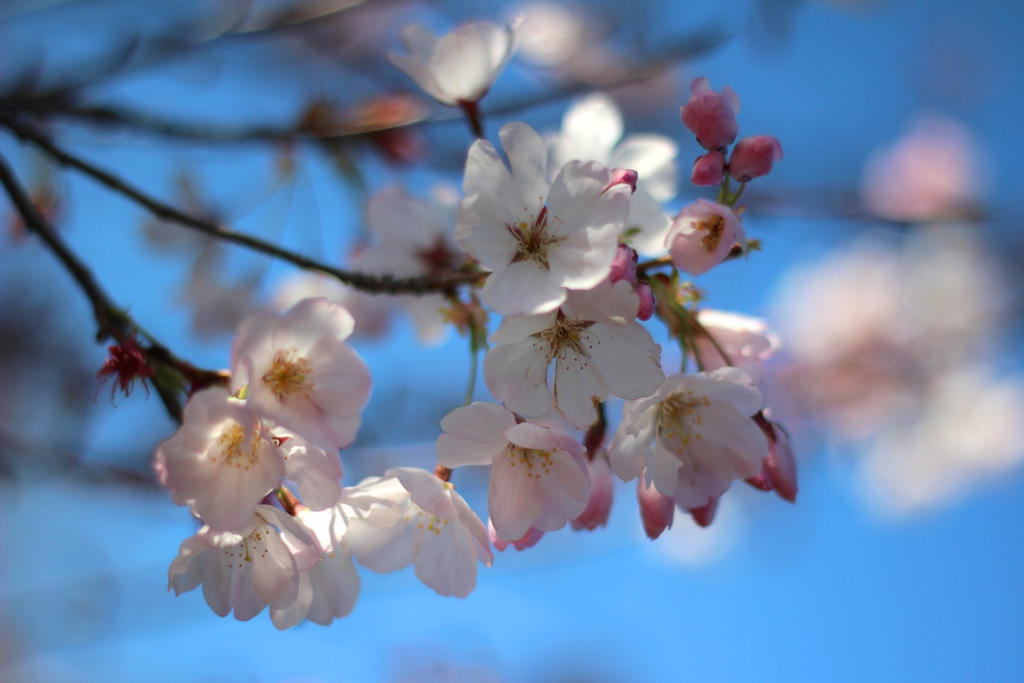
top-left (0, 150), bottom-right (120, 341)
top-left (0, 112), bottom-right (484, 295)
top-left (2, 23), bottom-right (728, 147)
top-left (0, 150), bottom-right (225, 421)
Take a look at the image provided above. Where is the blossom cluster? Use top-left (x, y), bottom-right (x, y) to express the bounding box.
top-left (772, 226), bottom-right (1023, 515)
top-left (154, 19), bottom-right (796, 628)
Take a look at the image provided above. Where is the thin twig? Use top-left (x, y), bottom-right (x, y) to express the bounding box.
top-left (636, 256), bottom-right (672, 274)
top-left (0, 112), bottom-right (485, 295)
top-left (687, 310), bottom-right (735, 367)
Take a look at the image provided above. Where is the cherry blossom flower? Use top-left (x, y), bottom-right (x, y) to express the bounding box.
top-left (168, 505), bottom-right (318, 622)
top-left (436, 402), bottom-right (591, 540)
top-left (269, 506), bottom-right (361, 629)
top-left (456, 122), bottom-right (633, 316)
top-left (343, 469), bottom-right (492, 598)
top-left (547, 93), bottom-right (679, 255)
top-left (680, 77), bottom-right (740, 150)
top-left (155, 387), bottom-right (284, 532)
top-left (608, 368), bottom-right (768, 509)
top-left (728, 136), bottom-right (783, 182)
top-left (352, 186), bottom-right (465, 344)
top-left (483, 279), bottom-right (664, 429)
top-left (231, 298), bottom-right (372, 453)
top-left (388, 21), bottom-right (517, 107)
top-left (693, 309), bottom-right (780, 385)
top-left (665, 199), bottom-right (745, 276)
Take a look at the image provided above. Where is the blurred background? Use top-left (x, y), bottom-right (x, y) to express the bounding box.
top-left (1, 0), bottom-right (1023, 680)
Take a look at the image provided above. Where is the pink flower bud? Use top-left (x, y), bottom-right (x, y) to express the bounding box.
top-left (604, 167), bottom-right (639, 194)
top-left (691, 150), bottom-right (725, 186)
top-left (635, 282), bottom-right (655, 321)
top-left (609, 244), bottom-right (639, 284)
top-left (609, 244), bottom-right (654, 321)
top-left (637, 475), bottom-right (675, 539)
top-left (728, 136), bottom-right (783, 182)
top-left (572, 454), bottom-right (614, 531)
top-left (680, 77), bottom-right (740, 150)
top-left (765, 423), bottom-right (797, 503)
top-left (746, 415), bottom-right (798, 503)
top-left (687, 496), bottom-right (719, 528)
top-left (489, 519), bottom-right (544, 551)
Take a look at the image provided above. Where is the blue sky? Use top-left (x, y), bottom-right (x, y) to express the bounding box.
top-left (1, 0), bottom-right (1023, 681)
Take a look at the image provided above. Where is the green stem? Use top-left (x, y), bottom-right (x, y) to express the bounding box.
top-left (464, 345), bottom-right (479, 406)
top-left (730, 181), bottom-right (747, 206)
top-left (716, 175), bottom-right (732, 204)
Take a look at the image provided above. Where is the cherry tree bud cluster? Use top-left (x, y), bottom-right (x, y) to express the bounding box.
top-left (152, 17), bottom-right (796, 629)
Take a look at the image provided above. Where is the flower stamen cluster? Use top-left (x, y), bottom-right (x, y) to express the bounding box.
top-left (261, 349), bottom-right (314, 402)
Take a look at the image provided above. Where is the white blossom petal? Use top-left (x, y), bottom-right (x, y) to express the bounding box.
top-left (483, 336), bottom-right (553, 418)
top-left (481, 260), bottom-right (566, 316)
top-left (437, 403), bottom-right (517, 467)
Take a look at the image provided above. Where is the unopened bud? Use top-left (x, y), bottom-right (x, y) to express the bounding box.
top-left (747, 414), bottom-right (798, 503)
top-left (691, 150), bottom-right (725, 186)
top-left (635, 282), bottom-right (655, 321)
top-left (680, 77), bottom-right (740, 150)
top-left (637, 474), bottom-right (675, 539)
top-left (687, 496), bottom-right (719, 528)
top-left (765, 423), bottom-right (797, 503)
top-left (572, 453), bottom-right (614, 531)
top-left (609, 244), bottom-right (639, 284)
top-left (605, 167), bottom-right (639, 194)
top-left (728, 136), bottom-right (783, 182)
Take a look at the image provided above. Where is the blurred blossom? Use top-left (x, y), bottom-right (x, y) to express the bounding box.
top-left (858, 368), bottom-right (1024, 516)
top-left (180, 251), bottom-right (260, 337)
top-left (388, 21), bottom-right (517, 107)
top-left (143, 175), bottom-right (260, 336)
top-left (773, 226), bottom-right (1022, 513)
top-left (353, 186), bottom-right (464, 344)
top-left (515, 2), bottom-right (588, 67)
top-left (694, 309), bottom-right (780, 386)
top-left (860, 113), bottom-right (984, 223)
top-left (272, 272), bottom-right (392, 339)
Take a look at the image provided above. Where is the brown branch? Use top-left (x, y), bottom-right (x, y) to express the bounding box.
top-left (0, 150), bottom-right (223, 422)
top-left (0, 151), bottom-right (120, 342)
top-left (0, 112), bottom-right (485, 295)
top-left (6, 98), bottom-right (443, 145)
top-left (3, 22), bottom-right (728, 147)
